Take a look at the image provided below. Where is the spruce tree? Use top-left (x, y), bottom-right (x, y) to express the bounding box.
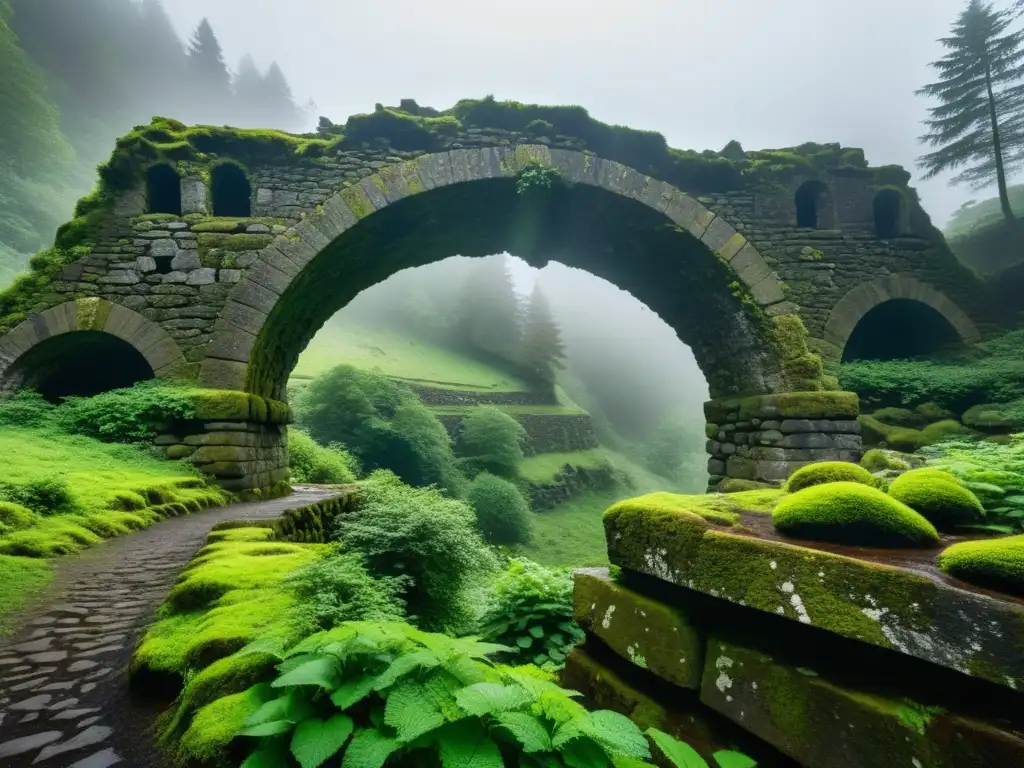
top-left (917, 0), bottom-right (1024, 223)
top-left (186, 18), bottom-right (232, 122)
top-left (232, 54), bottom-right (264, 126)
top-left (260, 62), bottom-right (305, 130)
top-left (454, 255), bottom-right (522, 362)
top-left (518, 283), bottom-right (565, 391)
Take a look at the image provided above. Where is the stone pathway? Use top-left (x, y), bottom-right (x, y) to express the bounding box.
top-left (0, 486), bottom-right (338, 768)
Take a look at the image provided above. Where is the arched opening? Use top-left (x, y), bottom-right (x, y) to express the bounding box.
top-left (873, 189), bottom-right (902, 238)
top-left (147, 164), bottom-right (182, 216)
top-left (211, 164), bottom-right (252, 217)
top-left (841, 299), bottom-right (962, 362)
top-left (8, 331), bottom-right (155, 402)
top-left (795, 180), bottom-right (828, 228)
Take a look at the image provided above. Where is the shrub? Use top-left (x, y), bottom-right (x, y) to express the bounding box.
top-left (477, 558), bottom-right (583, 668)
top-left (284, 550), bottom-right (406, 632)
top-left (287, 429), bottom-right (359, 485)
top-left (772, 482), bottom-right (940, 547)
top-left (784, 461), bottom-right (876, 493)
top-left (0, 502), bottom-right (39, 530)
top-left (0, 476), bottom-right (77, 516)
top-left (332, 471), bottom-right (495, 633)
top-left (887, 468), bottom-right (984, 531)
top-left (296, 365), bottom-right (464, 494)
top-left (860, 449), bottom-right (910, 473)
top-left (921, 420), bottom-right (969, 444)
top-left (230, 622), bottom-right (656, 768)
top-left (56, 380), bottom-right (196, 442)
top-left (466, 473), bottom-right (533, 546)
top-left (916, 402), bottom-right (955, 422)
top-left (871, 407), bottom-right (920, 427)
top-left (455, 406), bottom-right (526, 479)
top-left (938, 535), bottom-right (1024, 595)
top-left (0, 390), bottom-right (55, 428)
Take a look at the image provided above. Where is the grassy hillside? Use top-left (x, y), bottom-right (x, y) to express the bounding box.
top-left (292, 321), bottom-right (529, 392)
top-left (945, 189), bottom-right (1024, 239)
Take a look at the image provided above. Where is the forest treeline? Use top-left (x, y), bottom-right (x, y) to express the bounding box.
top-left (0, 0), bottom-right (308, 287)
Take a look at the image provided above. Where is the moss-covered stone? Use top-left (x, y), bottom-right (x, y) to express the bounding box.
top-left (921, 419), bottom-right (970, 444)
top-left (717, 479), bottom-right (776, 493)
top-left (888, 469), bottom-right (984, 531)
top-left (270, 490), bottom-right (359, 543)
top-left (871, 407), bottom-right (920, 427)
top-left (860, 449), bottom-right (911, 473)
top-left (605, 498), bottom-right (1024, 689)
top-left (175, 682), bottom-right (276, 766)
top-left (784, 461), bottom-right (877, 493)
top-left (573, 568), bottom-right (704, 689)
top-left (731, 391), bottom-right (859, 422)
top-left (186, 389), bottom-right (291, 423)
top-left (962, 403), bottom-right (1023, 432)
top-left (773, 482), bottom-right (939, 548)
top-left (939, 535), bottom-right (1024, 596)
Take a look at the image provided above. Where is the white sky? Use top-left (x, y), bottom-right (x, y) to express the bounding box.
top-left (167, 0), bottom-right (985, 227)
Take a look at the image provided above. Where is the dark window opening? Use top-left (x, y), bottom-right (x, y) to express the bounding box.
top-left (211, 164), bottom-right (252, 217)
top-left (795, 180), bottom-right (827, 228)
top-left (874, 189), bottom-right (902, 239)
top-left (842, 299), bottom-right (960, 362)
top-left (154, 255), bottom-right (174, 275)
top-left (147, 164), bottom-right (182, 216)
top-left (11, 332), bottom-right (155, 402)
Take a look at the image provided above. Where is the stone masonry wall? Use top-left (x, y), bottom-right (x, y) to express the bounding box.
top-left (437, 411), bottom-right (599, 456)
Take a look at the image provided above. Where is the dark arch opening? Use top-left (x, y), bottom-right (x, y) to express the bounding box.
top-left (873, 189), bottom-right (902, 238)
top-left (147, 164), bottom-right (182, 216)
top-left (795, 180), bottom-right (828, 228)
top-left (211, 164), bottom-right (252, 217)
top-left (11, 332), bottom-right (155, 402)
top-left (245, 175), bottom-right (787, 401)
top-left (842, 299), bottom-right (961, 362)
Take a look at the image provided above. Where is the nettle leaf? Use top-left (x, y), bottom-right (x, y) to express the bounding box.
top-left (273, 656), bottom-right (343, 691)
top-left (331, 676), bottom-right (378, 711)
top-left (374, 650), bottom-right (440, 690)
top-left (713, 751), bottom-right (758, 768)
top-left (341, 728), bottom-right (401, 768)
top-left (569, 711), bottom-right (650, 760)
top-left (243, 690), bottom-right (315, 728)
top-left (560, 736), bottom-right (614, 768)
top-left (494, 711), bottom-right (553, 753)
top-left (291, 714), bottom-right (355, 768)
top-left (456, 682), bottom-right (533, 716)
top-left (528, 625), bottom-right (545, 639)
top-left (238, 635), bottom-right (289, 661)
top-left (439, 719), bottom-right (504, 768)
top-left (241, 739), bottom-right (292, 768)
top-left (237, 720), bottom-right (294, 737)
top-left (384, 680), bottom-right (446, 743)
top-left (441, 654), bottom-right (488, 686)
top-left (517, 636), bottom-right (534, 649)
top-left (647, 728), bottom-right (709, 768)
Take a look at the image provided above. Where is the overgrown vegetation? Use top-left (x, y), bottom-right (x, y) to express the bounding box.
top-left (467, 473), bottom-right (534, 547)
top-left (287, 429), bottom-right (359, 485)
top-left (456, 406), bottom-right (527, 479)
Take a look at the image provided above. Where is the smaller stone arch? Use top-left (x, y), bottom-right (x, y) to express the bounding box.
top-left (147, 164), bottom-right (182, 216)
top-left (794, 180), bottom-right (832, 228)
top-left (873, 188), bottom-right (903, 238)
top-left (211, 163), bottom-right (252, 217)
top-left (0, 299), bottom-right (187, 398)
top-left (823, 275), bottom-right (981, 362)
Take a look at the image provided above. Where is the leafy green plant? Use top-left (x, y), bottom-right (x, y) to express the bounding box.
top-left (477, 558), bottom-right (583, 669)
top-left (647, 728), bottom-right (756, 768)
top-left (332, 472), bottom-right (495, 634)
top-left (467, 473), bottom-right (534, 547)
top-left (0, 389), bottom-right (55, 428)
top-left (0, 476), bottom-right (77, 516)
top-left (288, 429), bottom-right (360, 485)
top-left (516, 164), bottom-right (563, 197)
top-left (233, 621), bottom-right (655, 768)
top-left (55, 380), bottom-right (196, 442)
top-left (456, 406), bottom-right (526, 479)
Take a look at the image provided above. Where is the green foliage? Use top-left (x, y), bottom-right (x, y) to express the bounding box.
top-left (518, 284), bottom-right (566, 391)
top-left (55, 380), bottom-right (197, 443)
top-left (0, 554), bottom-right (50, 636)
top-left (456, 406), bottom-right (526, 479)
top-left (784, 461), bottom-right (877, 493)
top-left (467, 473), bottom-right (533, 547)
top-left (888, 468), bottom-right (984, 531)
top-left (332, 472), bottom-right (495, 634)
top-left (515, 164), bottom-right (562, 196)
top-left (453, 254), bottom-right (523, 366)
top-left (647, 728), bottom-right (756, 768)
top-left (938, 534), bottom-right (1024, 595)
top-left (231, 620), bottom-right (656, 768)
top-left (284, 550), bottom-right (407, 633)
top-left (477, 558), bottom-right (583, 669)
top-left (288, 429), bottom-right (360, 485)
top-left (0, 389), bottom-right (54, 427)
top-left (296, 365), bottom-right (464, 495)
top-left (772, 482), bottom-right (940, 548)
top-left (0, 476), bottom-right (76, 516)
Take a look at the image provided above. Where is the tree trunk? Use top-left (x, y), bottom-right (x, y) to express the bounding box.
top-left (985, 63), bottom-right (1017, 224)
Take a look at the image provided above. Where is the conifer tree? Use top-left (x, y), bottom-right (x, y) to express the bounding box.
top-left (917, 0), bottom-right (1024, 223)
top-left (232, 54), bottom-right (264, 126)
top-left (454, 255), bottom-right (522, 362)
top-left (186, 18), bottom-right (232, 121)
top-left (518, 283), bottom-right (565, 391)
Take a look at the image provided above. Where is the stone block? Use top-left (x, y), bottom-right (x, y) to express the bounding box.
top-left (779, 433), bottom-right (832, 449)
top-left (758, 430), bottom-right (783, 445)
top-left (573, 569), bottom-right (704, 690)
top-left (136, 256), bottom-right (157, 273)
top-left (708, 458), bottom-right (726, 476)
top-left (186, 268), bottom-right (217, 286)
top-left (701, 216), bottom-right (738, 255)
top-left (232, 279), bottom-right (282, 315)
top-left (725, 456), bottom-right (757, 480)
top-left (219, 269), bottom-right (242, 284)
top-left (181, 177), bottom-right (208, 215)
top-left (203, 326), bottom-right (257, 364)
top-left (198, 358), bottom-right (248, 391)
top-left (165, 445), bottom-right (196, 460)
top-left (748, 275), bottom-right (786, 306)
top-left (171, 251), bottom-right (201, 271)
top-left (99, 271), bottom-right (140, 285)
top-left (149, 239), bottom-right (178, 259)
top-left (831, 434), bottom-right (861, 451)
top-left (780, 419), bottom-right (815, 434)
top-left (162, 271), bottom-right (188, 284)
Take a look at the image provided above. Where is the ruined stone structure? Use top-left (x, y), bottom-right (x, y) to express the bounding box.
top-left (0, 100), bottom-right (995, 489)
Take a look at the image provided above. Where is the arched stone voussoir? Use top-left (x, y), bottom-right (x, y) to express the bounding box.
top-left (824, 275), bottom-right (981, 357)
top-left (0, 298), bottom-right (186, 385)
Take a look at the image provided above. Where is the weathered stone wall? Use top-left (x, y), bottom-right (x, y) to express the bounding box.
top-left (438, 411), bottom-right (600, 455)
top-left (408, 384), bottom-right (554, 407)
top-left (527, 463), bottom-right (618, 512)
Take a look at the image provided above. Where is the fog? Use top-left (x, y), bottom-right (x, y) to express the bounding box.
top-left (164, 0), bottom-right (977, 226)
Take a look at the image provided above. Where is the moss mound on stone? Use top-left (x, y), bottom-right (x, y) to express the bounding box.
top-left (887, 469), bottom-right (984, 531)
top-left (871, 407), bottom-right (920, 427)
top-left (860, 449), bottom-right (910, 473)
top-left (938, 535), bottom-right (1024, 595)
top-left (605, 489), bottom-right (786, 529)
top-left (784, 461), bottom-right (877, 493)
top-left (772, 482), bottom-right (940, 548)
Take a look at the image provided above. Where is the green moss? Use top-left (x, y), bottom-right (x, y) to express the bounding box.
top-left (717, 478), bottom-right (776, 493)
top-left (0, 555), bottom-right (52, 636)
top-left (773, 482), bottom-right (940, 548)
top-left (176, 683), bottom-right (275, 765)
top-left (860, 449), bottom-right (910, 473)
top-left (205, 527), bottom-right (275, 544)
top-left (916, 402), bottom-right (955, 422)
top-left (888, 427), bottom-right (925, 453)
top-left (872, 407), bottom-right (920, 427)
top-left (784, 461), bottom-right (877, 493)
top-left (962, 404), bottom-right (1021, 431)
top-left (921, 420), bottom-right (969, 444)
top-left (0, 502), bottom-right (40, 530)
top-left (187, 389), bottom-right (290, 423)
top-left (939, 535), bottom-right (1024, 595)
top-left (888, 469), bottom-right (984, 531)
top-left (736, 391), bottom-right (859, 421)
top-left (605, 490), bottom-right (784, 535)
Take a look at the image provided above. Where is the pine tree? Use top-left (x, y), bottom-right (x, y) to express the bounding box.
top-left (917, 0), bottom-right (1024, 223)
top-left (232, 54), bottom-right (264, 127)
top-left (454, 255), bottom-right (522, 362)
top-left (518, 284), bottom-right (565, 391)
top-left (186, 18), bottom-right (232, 122)
top-left (260, 62), bottom-right (305, 130)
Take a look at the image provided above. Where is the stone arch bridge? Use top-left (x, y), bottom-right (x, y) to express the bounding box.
top-left (0, 100), bottom-right (995, 490)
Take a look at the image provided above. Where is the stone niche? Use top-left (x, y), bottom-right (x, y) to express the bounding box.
top-left (563, 497), bottom-right (1024, 767)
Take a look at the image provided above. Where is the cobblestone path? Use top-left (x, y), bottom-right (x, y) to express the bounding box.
top-left (0, 486), bottom-right (339, 768)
